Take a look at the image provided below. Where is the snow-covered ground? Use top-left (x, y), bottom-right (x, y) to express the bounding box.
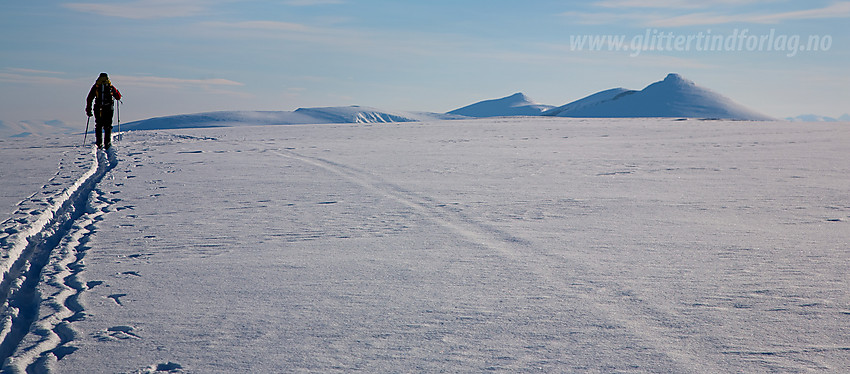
top-left (1, 118), bottom-right (849, 373)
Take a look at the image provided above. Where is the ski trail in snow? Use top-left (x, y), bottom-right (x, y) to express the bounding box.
top-left (0, 147), bottom-right (118, 372)
top-left (270, 149), bottom-right (528, 246)
top-left (271, 148), bottom-right (727, 372)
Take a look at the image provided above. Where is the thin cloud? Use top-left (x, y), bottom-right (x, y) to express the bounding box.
top-left (0, 68), bottom-right (77, 85)
top-left (202, 19), bottom-right (582, 66)
top-left (564, 1), bottom-right (850, 27)
top-left (108, 75), bottom-right (251, 100)
top-left (593, 0), bottom-right (706, 9)
top-left (283, 0), bottom-right (345, 5)
top-left (651, 2), bottom-right (850, 26)
top-left (748, 1), bottom-right (850, 23)
top-left (593, 0), bottom-right (775, 8)
top-left (648, 12), bottom-right (748, 27)
top-left (561, 10), bottom-right (666, 25)
top-left (208, 20), bottom-right (316, 32)
top-left (200, 20), bottom-right (366, 47)
top-left (6, 68), bottom-right (66, 75)
top-left (113, 75), bottom-right (244, 89)
top-left (64, 0), bottom-right (207, 19)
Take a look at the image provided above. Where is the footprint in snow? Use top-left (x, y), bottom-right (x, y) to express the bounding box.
top-left (95, 325), bottom-right (141, 341)
top-left (130, 362), bottom-right (184, 374)
top-left (86, 280), bottom-right (104, 289)
top-left (108, 293), bottom-right (128, 305)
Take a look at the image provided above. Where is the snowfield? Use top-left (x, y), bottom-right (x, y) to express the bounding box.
top-left (1, 118), bottom-right (849, 373)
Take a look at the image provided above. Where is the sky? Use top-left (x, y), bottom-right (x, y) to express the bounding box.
top-left (1, 0), bottom-right (848, 128)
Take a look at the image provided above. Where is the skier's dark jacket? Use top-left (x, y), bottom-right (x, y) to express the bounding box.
top-left (86, 74), bottom-right (122, 117)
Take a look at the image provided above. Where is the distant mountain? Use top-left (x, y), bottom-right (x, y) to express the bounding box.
top-left (786, 114), bottom-right (838, 122)
top-left (447, 92), bottom-right (554, 117)
top-left (1, 74), bottom-right (791, 137)
top-left (122, 106), bottom-right (461, 131)
top-left (292, 105), bottom-right (457, 124)
top-left (121, 111), bottom-right (319, 131)
top-left (786, 114), bottom-right (850, 122)
top-left (0, 119), bottom-right (78, 138)
top-left (541, 88), bottom-right (634, 117)
top-left (544, 74), bottom-right (774, 121)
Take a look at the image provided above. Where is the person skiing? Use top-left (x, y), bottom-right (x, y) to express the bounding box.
top-left (85, 72), bottom-right (122, 149)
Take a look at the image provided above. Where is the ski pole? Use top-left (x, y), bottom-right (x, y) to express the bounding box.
top-left (116, 100), bottom-right (121, 142)
top-left (83, 115), bottom-right (90, 146)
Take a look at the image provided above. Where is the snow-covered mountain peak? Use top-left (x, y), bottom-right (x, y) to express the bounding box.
top-left (545, 73), bottom-right (773, 120)
top-left (662, 73), bottom-right (691, 85)
top-left (447, 92), bottom-right (554, 117)
top-left (642, 73), bottom-right (697, 94)
top-left (504, 92), bottom-right (532, 103)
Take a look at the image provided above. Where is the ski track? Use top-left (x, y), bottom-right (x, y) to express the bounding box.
top-left (271, 148), bottom-right (732, 372)
top-left (0, 146), bottom-right (118, 373)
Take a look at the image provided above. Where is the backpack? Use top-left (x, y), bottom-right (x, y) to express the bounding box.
top-left (95, 82), bottom-right (115, 111)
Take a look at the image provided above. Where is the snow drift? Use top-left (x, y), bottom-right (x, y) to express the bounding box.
top-left (544, 74), bottom-right (774, 120)
top-left (447, 92), bottom-right (554, 117)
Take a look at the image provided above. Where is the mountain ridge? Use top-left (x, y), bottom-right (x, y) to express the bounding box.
top-left (0, 73), bottom-right (797, 137)
top-left (786, 113), bottom-right (850, 122)
top-left (120, 106), bottom-right (463, 131)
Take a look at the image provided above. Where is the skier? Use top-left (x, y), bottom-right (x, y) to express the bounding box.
top-left (85, 72), bottom-right (122, 149)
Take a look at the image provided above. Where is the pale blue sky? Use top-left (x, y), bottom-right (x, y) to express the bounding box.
top-left (1, 0), bottom-right (848, 126)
